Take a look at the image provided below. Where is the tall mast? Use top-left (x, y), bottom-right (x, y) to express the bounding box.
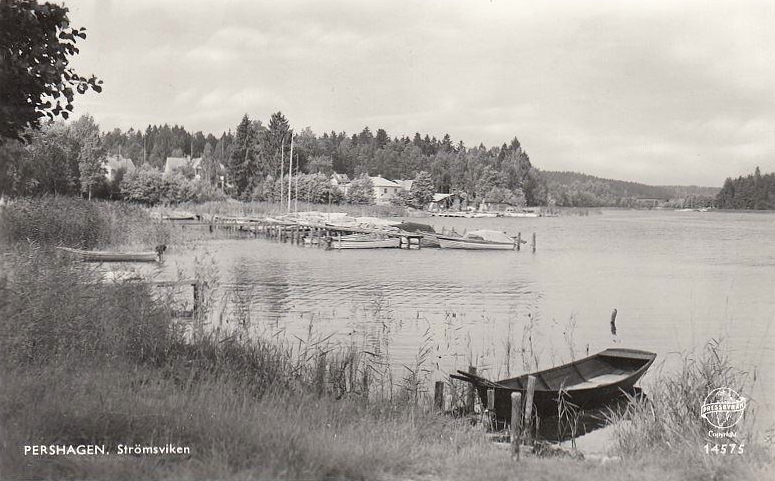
top-left (294, 154), bottom-right (298, 214)
top-left (287, 134), bottom-right (293, 212)
top-left (280, 141), bottom-right (284, 206)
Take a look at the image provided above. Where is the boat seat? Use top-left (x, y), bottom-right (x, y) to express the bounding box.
top-left (568, 373), bottom-right (631, 390)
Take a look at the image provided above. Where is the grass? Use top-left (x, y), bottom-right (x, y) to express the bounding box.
top-left (0, 195), bottom-right (171, 250)
top-left (0, 197), bottom-right (773, 480)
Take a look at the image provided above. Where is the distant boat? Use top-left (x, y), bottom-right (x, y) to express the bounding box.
top-left (471, 212), bottom-right (499, 218)
top-left (163, 211), bottom-right (198, 221)
top-left (328, 234), bottom-right (400, 249)
top-left (452, 348), bottom-right (656, 422)
top-left (437, 229), bottom-right (517, 250)
top-left (57, 246), bottom-right (160, 262)
top-left (504, 209), bottom-right (540, 218)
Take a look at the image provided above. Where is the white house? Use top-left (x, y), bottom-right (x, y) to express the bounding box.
top-left (164, 156), bottom-right (203, 181)
top-left (370, 176), bottom-right (403, 204)
top-left (102, 155), bottom-right (135, 181)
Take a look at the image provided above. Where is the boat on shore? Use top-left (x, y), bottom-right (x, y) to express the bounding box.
top-left (451, 348), bottom-right (656, 422)
top-left (437, 230), bottom-right (517, 250)
top-left (57, 246), bottom-right (161, 262)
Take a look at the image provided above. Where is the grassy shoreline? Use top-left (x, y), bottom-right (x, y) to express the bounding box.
top-left (1, 197), bottom-right (772, 480)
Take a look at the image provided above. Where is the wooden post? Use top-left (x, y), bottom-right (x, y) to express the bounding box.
top-left (192, 282), bottom-right (201, 316)
top-left (434, 381), bottom-right (445, 412)
top-left (516, 232), bottom-right (521, 251)
top-left (531, 232), bottom-right (536, 253)
top-left (486, 388), bottom-right (495, 431)
top-left (511, 392), bottom-right (522, 461)
top-left (524, 375), bottom-right (536, 446)
top-left (466, 366), bottom-right (477, 413)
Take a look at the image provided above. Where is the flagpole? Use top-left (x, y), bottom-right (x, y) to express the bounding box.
top-left (287, 134), bottom-right (293, 212)
top-left (294, 154), bottom-right (298, 214)
top-left (280, 141), bottom-right (284, 207)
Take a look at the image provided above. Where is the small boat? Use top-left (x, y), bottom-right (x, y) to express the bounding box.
top-left (162, 211), bottom-right (198, 221)
top-left (437, 229), bottom-right (517, 250)
top-left (328, 234), bottom-right (400, 249)
top-left (471, 212), bottom-right (499, 218)
top-left (504, 209), bottom-right (540, 218)
top-left (399, 221), bottom-right (440, 248)
top-left (57, 246), bottom-right (160, 263)
top-left (452, 348), bottom-right (656, 422)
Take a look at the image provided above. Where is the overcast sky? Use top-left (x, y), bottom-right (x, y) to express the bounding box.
top-left (66, 0), bottom-right (774, 186)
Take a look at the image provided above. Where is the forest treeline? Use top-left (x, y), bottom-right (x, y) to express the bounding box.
top-left (716, 167), bottom-right (775, 210)
top-left (0, 111), bottom-right (547, 206)
top-left (1, 110), bottom-right (771, 210)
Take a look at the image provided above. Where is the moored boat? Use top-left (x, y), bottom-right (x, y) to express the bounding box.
top-left (57, 246), bottom-right (161, 262)
top-left (437, 229), bottom-right (517, 250)
top-left (399, 221), bottom-right (440, 247)
top-left (452, 348), bottom-right (656, 422)
top-left (328, 234), bottom-right (400, 249)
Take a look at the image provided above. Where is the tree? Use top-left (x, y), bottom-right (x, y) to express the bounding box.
top-left (409, 171), bottom-right (434, 208)
top-left (306, 155), bottom-right (333, 174)
top-left (228, 114), bottom-right (258, 197)
top-left (345, 174), bottom-right (375, 204)
top-left (0, 0), bottom-right (102, 142)
top-left (78, 129), bottom-right (105, 199)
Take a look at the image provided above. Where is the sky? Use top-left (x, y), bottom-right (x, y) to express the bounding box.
top-left (65, 0), bottom-right (774, 186)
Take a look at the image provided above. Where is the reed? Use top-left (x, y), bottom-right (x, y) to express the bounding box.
top-left (0, 196), bottom-right (171, 250)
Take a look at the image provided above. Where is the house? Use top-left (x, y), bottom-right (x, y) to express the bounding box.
top-left (164, 156), bottom-right (203, 180)
top-left (370, 176), bottom-right (403, 204)
top-left (330, 172), bottom-right (350, 187)
top-left (396, 179), bottom-right (413, 192)
top-left (427, 192), bottom-right (465, 211)
top-left (102, 154), bottom-right (135, 181)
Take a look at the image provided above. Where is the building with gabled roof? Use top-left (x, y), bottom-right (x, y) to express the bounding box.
top-left (102, 154), bottom-right (136, 181)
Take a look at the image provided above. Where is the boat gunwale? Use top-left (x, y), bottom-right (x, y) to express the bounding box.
top-left (495, 348), bottom-right (657, 392)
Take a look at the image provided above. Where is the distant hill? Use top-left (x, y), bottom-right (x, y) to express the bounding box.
top-left (540, 170), bottom-right (719, 207)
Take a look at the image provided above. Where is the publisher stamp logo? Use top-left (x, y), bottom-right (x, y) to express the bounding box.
top-left (701, 387), bottom-right (746, 430)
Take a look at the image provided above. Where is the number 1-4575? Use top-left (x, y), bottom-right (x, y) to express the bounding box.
top-left (704, 443), bottom-right (745, 455)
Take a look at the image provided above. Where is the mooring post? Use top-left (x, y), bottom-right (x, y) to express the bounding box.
top-left (466, 365), bottom-right (477, 413)
top-left (524, 375), bottom-right (536, 446)
top-left (511, 392), bottom-right (522, 461)
top-left (531, 232), bottom-right (536, 253)
top-left (434, 381), bottom-right (445, 412)
top-left (516, 232), bottom-right (521, 251)
top-left (192, 281), bottom-right (201, 316)
top-left (486, 388), bottom-right (495, 431)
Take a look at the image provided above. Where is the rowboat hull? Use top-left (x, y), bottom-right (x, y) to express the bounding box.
top-left (331, 238), bottom-right (400, 249)
top-left (437, 235), bottom-right (516, 250)
top-left (57, 247), bottom-right (159, 262)
top-left (454, 348), bottom-right (656, 421)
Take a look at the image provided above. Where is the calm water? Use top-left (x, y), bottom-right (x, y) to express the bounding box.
top-left (159, 210), bottom-right (775, 418)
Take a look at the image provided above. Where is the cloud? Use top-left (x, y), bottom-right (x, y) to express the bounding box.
top-left (66, 0), bottom-right (774, 186)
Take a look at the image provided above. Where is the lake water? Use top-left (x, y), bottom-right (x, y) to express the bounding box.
top-left (158, 210), bottom-right (775, 421)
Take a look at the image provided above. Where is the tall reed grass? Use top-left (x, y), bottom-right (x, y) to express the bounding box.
top-left (0, 196), bottom-right (170, 249)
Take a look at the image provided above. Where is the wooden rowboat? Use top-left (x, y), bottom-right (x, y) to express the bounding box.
top-left (437, 229), bottom-right (517, 250)
top-left (329, 234), bottom-right (400, 249)
top-left (452, 348), bottom-right (656, 422)
top-left (57, 246), bottom-right (160, 263)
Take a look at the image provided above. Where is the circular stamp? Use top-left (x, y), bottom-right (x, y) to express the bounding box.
top-left (701, 387), bottom-right (747, 430)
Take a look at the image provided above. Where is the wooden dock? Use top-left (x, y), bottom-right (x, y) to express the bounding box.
top-left (163, 214), bottom-right (531, 252)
